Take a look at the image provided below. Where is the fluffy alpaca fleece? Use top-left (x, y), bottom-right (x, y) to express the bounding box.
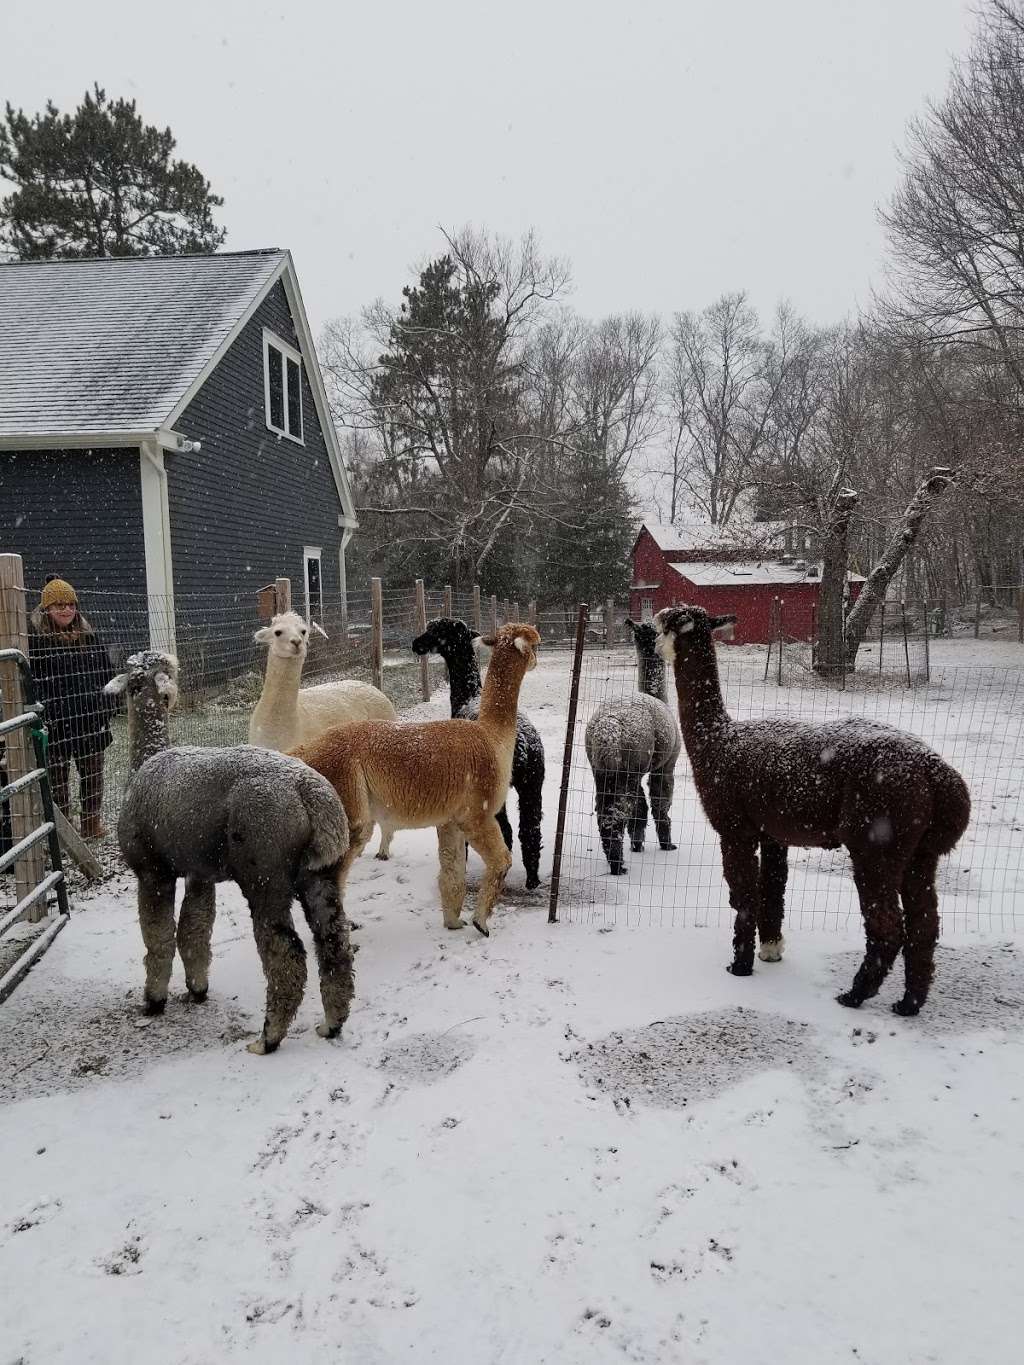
top-left (108, 652), bottom-right (355, 1055)
top-left (249, 610), bottom-right (397, 857)
top-left (411, 616), bottom-right (545, 888)
top-left (654, 605), bottom-right (972, 1016)
top-left (584, 619), bottom-right (681, 875)
top-left (292, 623), bottom-right (541, 936)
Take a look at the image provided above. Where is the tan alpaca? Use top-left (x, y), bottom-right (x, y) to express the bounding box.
top-left (291, 623), bottom-right (540, 936)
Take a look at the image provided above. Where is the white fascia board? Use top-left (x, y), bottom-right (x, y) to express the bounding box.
top-left (0, 431), bottom-right (156, 450)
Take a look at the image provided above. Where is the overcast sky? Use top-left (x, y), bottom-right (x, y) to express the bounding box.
top-left (2, 0), bottom-right (977, 333)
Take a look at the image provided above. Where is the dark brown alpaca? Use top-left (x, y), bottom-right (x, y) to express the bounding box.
top-left (654, 606), bottom-right (971, 1015)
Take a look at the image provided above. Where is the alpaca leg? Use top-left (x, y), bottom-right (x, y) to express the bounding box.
top-left (721, 837), bottom-right (760, 976)
top-left (647, 768), bottom-right (677, 851)
top-left (463, 818), bottom-right (513, 937)
top-left (757, 838), bottom-right (788, 962)
top-left (437, 821), bottom-right (468, 929)
top-left (594, 772), bottom-right (627, 874)
top-left (299, 869), bottom-right (355, 1039)
top-left (374, 821), bottom-right (394, 861)
top-left (176, 876), bottom-right (217, 1002)
top-left (495, 803), bottom-right (514, 852)
top-left (894, 848), bottom-right (941, 1016)
top-left (628, 783), bottom-right (649, 853)
top-left (517, 778), bottom-right (543, 890)
top-left (137, 871), bottom-right (177, 1014)
top-left (337, 822), bottom-right (371, 892)
top-left (246, 892), bottom-right (307, 1055)
top-left (837, 855), bottom-right (905, 1009)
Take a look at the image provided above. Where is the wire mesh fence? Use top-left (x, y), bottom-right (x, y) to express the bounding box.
top-left (551, 636), bottom-right (1024, 936)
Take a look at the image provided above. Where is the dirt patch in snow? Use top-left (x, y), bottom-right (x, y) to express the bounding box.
top-left (377, 1030), bottom-right (477, 1086)
top-left (569, 1007), bottom-right (820, 1110)
top-left (0, 979), bottom-right (252, 1105)
top-left (827, 941), bottom-right (1024, 1035)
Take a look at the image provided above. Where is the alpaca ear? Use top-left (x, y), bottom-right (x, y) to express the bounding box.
top-left (310, 621), bottom-right (329, 640)
top-left (104, 673), bottom-right (129, 697)
top-left (478, 634), bottom-right (496, 649)
top-left (624, 618), bottom-right (636, 635)
top-left (254, 626), bottom-right (274, 645)
top-left (514, 636), bottom-right (531, 656)
top-left (710, 614), bottom-right (737, 640)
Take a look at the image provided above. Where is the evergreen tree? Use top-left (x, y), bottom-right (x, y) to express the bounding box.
top-left (0, 85), bottom-right (225, 259)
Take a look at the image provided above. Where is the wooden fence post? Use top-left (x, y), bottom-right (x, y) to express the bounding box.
top-left (974, 594), bottom-right (983, 639)
top-left (512, 600), bottom-right (520, 621)
top-left (371, 577), bottom-right (383, 693)
top-left (444, 583), bottom-right (453, 618)
top-left (605, 597), bottom-right (615, 648)
top-left (548, 604), bottom-right (590, 924)
top-left (275, 577), bottom-right (291, 616)
top-left (528, 599), bottom-right (537, 627)
top-left (472, 585), bottom-right (482, 633)
top-left (490, 595), bottom-right (498, 635)
top-left (1018, 585), bottom-right (1024, 645)
top-left (415, 578), bottom-right (429, 702)
top-left (0, 553), bottom-right (47, 916)
top-left (777, 598), bottom-right (784, 687)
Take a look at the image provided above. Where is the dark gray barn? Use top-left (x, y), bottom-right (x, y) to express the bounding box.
top-left (0, 249), bottom-right (358, 654)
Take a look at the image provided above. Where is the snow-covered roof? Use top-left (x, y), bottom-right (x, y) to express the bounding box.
top-left (640, 518), bottom-right (732, 554)
top-left (0, 250), bottom-right (287, 440)
top-left (678, 560), bottom-right (866, 587)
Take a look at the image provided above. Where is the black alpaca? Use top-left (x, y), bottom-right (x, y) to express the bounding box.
top-left (412, 617), bottom-right (545, 889)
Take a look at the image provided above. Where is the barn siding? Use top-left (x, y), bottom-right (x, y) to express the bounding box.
top-left (166, 280), bottom-right (344, 611)
top-left (0, 445), bottom-right (146, 604)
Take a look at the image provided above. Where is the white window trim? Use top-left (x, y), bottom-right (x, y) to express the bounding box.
top-left (303, 545), bottom-right (323, 625)
top-left (263, 327), bottom-right (304, 445)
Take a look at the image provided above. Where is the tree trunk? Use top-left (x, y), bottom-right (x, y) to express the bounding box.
top-left (814, 488), bottom-right (858, 677)
top-left (844, 468), bottom-right (956, 670)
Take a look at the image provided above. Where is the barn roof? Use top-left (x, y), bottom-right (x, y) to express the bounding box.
top-left (0, 250), bottom-right (286, 439)
top-left (639, 518), bottom-right (730, 554)
top-left (678, 560), bottom-right (866, 587)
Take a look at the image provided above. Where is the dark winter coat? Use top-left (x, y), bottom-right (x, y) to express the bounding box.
top-left (28, 609), bottom-right (116, 760)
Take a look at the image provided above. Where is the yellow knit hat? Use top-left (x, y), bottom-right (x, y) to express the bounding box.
top-left (40, 577), bottom-right (78, 609)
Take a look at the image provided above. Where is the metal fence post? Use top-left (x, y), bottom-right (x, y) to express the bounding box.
top-left (605, 597), bottom-right (615, 648)
top-left (548, 604), bottom-right (590, 924)
top-left (0, 554), bottom-right (46, 912)
top-left (415, 578), bottom-right (430, 702)
top-left (490, 595), bottom-right (498, 635)
top-left (901, 600), bottom-right (912, 688)
top-left (371, 577), bottom-right (384, 693)
top-left (472, 584), bottom-right (482, 633)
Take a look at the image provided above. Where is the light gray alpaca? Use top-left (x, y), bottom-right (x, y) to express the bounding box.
top-left (106, 651), bottom-right (355, 1055)
top-left (585, 619), bottom-right (681, 875)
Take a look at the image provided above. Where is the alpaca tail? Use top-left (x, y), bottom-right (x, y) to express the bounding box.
top-left (923, 762), bottom-right (971, 858)
top-left (296, 769), bottom-right (350, 871)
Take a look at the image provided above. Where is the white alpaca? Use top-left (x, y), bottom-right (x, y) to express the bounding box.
top-left (249, 611), bottom-right (398, 857)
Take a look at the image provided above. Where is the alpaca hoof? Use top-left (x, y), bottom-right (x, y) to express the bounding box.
top-left (187, 987), bottom-right (208, 1004)
top-left (659, 842), bottom-right (678, 852)
top-left (758, 939), bottom-right (785, 963)
top-left (892, 998), bottom-right (920, 1017)
top-left (630, 842), bottom-right (645, 853)
top-left (444, 920), bottom-right (464, 931)
top-left (836, 991), bottom-right (862, 1009)
top-left (374, 852), bottom-right (390, 861)
top-left (525, 875), bottom-right (541, 890)
top-left (473, 919), bottom-right (490, 937)
top-left (246, 1035), bottom-right (280, 1056)
top-left (317, 1020), bottom-right (342, 1040)
top-left (143, 996), bottom-right (166, 1016)
top-left (727, 962), bottom-right (753, 977)
top-left (609, 865), bottom-right (627, 876)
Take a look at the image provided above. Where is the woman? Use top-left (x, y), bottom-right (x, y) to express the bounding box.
top-left (29, 576), bottom-right (116, 839)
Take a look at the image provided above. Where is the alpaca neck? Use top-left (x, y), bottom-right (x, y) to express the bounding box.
top-left (129, 699), bottom-right (170, 771)
top-left (445, 647), bottom-right (482, 716)
top-left (636, 650), bottom-right (668, 704)
top-left (256, 653), bottom-right (302, 717)
top-left (477, 655), bottom-right (526, 738)
top-left (672, 644), bottom-right (731, 754)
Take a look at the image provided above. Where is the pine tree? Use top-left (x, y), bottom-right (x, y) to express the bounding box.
top-left (0, 85), bottom-right (225, 259)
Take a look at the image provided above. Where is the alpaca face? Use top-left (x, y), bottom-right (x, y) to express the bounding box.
top-left (654, 606), bottom-right (736, 661)
top-left (255, 611), bottom-right (309, 660)
top-left (411, 617), bottom-right (478, 659)
top-left (104, 650), bottom-right (180, 711)
top-left (480, 623), bottom-right (541, 672)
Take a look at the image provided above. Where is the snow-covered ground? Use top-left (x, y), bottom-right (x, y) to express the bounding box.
top-left (2, 646), bottom-right (1023, 1364)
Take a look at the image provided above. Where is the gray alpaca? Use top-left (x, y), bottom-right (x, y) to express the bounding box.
top-left (585, 619), bottom-right (681, 874)
top-left (107, 651), bottom-right (355, 1055)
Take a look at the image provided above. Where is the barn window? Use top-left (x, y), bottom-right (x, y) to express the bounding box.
top-left (304, 546), bottom-right (323, 624)
top-left (263, 329), bottom-right (304, 443)
top-left (641, 596), bottom-right (654, 620)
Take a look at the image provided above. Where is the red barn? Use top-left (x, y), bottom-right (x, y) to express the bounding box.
top-left (630, 521), bottom-right (863, 645)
